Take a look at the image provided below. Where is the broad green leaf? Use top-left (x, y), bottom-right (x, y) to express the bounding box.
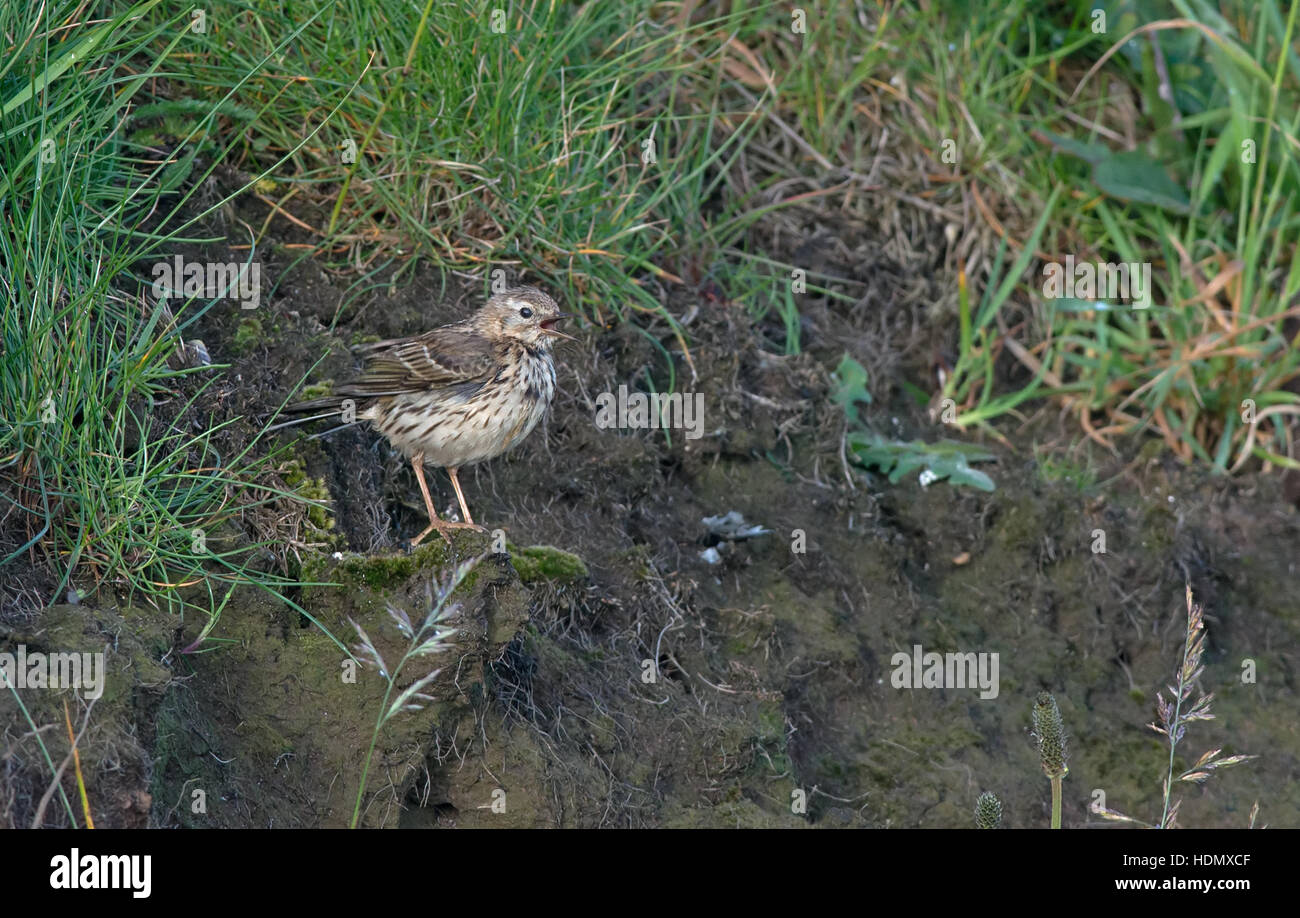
top-left (1092, 151), bottom-right (1191, 214)
top-left (847, 432), bottom-right (996, 492)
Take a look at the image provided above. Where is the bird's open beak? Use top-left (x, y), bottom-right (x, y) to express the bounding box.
top-left (540, 313), bottom-right (576, 341)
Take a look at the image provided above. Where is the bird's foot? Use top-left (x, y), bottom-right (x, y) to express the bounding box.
top-left (409, 519), bottom-right (487, 548)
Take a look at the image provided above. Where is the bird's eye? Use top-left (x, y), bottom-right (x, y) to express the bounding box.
top-left (519, 306), bottom-right (533, 318)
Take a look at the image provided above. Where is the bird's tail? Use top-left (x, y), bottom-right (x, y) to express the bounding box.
top-left (267, 395), bottom-right (358, 438)
top-left (285, 395), bottom-right (347, 414)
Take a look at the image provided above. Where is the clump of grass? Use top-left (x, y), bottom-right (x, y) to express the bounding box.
top-left (1095, 586), bottom-right (1256, 829)
top-left (347, 556), bottom-right (478, 828)
top-left (737, 0), bottom-right (1299, 475)
top-left (941, 202), bottom-right (1074, 431)
top-left (155, 0), bottom-right (779, 334)
top-left (918, 3), bottom-right (1300, 472)
top-left (0, 2), bottom-right (348, 647)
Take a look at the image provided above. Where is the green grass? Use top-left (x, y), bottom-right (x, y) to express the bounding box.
top-left (689, 0), bottom-right (1300, 470)
top-left (875, 1), bottom-right (1300, 469)
top-left (149, 0), bottom-right (783, 332)
top-left (0, 1), bottom-right (344, 647)
top-left (1028, 0), bottom-right (1300, 472)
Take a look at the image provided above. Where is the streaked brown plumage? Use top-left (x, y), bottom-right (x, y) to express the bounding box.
top-left (286, 286), bottom-right (571, 545)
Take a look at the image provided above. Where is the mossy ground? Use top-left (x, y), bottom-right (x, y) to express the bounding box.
top-left (507, 544), bottom-right (589, 585)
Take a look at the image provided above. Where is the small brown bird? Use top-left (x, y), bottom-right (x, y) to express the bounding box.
top-left (284, 286), bottom-right (572, 545)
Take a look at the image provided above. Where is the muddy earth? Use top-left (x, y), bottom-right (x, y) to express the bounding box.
top-left (3, 170), bottom-right (1297, 829)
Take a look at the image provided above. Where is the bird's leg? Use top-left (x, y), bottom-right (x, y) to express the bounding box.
top-left (409, 457), bottom-right (483, 547)
top-left (447, 467), bottom-right (487, 531)
top-left (409, 453), bottom-right (450, 547)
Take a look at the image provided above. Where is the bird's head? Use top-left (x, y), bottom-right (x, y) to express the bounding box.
top-left (476, 286), bottom-right (573, 349)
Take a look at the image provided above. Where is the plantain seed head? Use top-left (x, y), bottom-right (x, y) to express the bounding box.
top-left (1033, 691), bottom-right (1069, 779)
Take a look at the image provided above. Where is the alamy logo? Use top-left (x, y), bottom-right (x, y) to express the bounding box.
top-left (595, 384), bottom-right (705, 440)
top-left (1042, 255), bottom-right (1151, 307)
top-left (151, 255), bottom-right (261, 309)
top-left (890, 644), bottom-right (999, 699)
top-left (49, 848), bottom-right (151, 898)
top-left (0, 644), bottom-right (104, 699)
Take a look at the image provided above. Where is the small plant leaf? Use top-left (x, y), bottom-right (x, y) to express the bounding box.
top-left (831, 353), bottom-right (872, 424)
top-left (847, 431), bottom-right (996, 491)
top-left (944, 464), bottom-right (996, 492)
top-left (1040, 131), bottom-right (1191, 213)
top-left (1091, 151), bottom-right (1191, 214)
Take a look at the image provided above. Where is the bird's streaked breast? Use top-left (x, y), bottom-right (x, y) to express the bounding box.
top-left (372, 346), bottom-right (555, 467)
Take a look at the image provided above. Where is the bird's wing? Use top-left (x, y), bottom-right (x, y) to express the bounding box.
top-left (336, 325), bottom-right (497, 397)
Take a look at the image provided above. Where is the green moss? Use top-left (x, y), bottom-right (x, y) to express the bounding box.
top-left (307, 536), bottom-right (500, 592)
top-left (0, 602), bottom-right (174, 802)
top-left (232, 317), bottom-right (264, 355)
top-left (507, 544), bottom-right (589, 584)
top-left (992, 499), bottom-right (1048, 552)
top-left (129, 129), bottom-right (166, 147)
top-left (300, 381), bottom-right (334, 400)
top-left (282, 462), bottom-right (306, 488)
top-left (337, 552), bottom-right (419, 591)
top-left (303, 495), bottom-right (331, 531)
top-left (1140, 504), bottom-right (1177, 553)
top-left (235, 718), bottom-right (294, 758)
top-left (281, 459), bottom-right (334, 531)
top-left (1137, 438), bottom-right (1167, 461)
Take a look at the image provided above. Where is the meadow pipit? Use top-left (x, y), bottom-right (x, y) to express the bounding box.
top-left (286, 286), bottom-right (572, 545)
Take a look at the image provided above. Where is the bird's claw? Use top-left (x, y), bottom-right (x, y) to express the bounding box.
top-left (409, 519), bottom-right (486, 548)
